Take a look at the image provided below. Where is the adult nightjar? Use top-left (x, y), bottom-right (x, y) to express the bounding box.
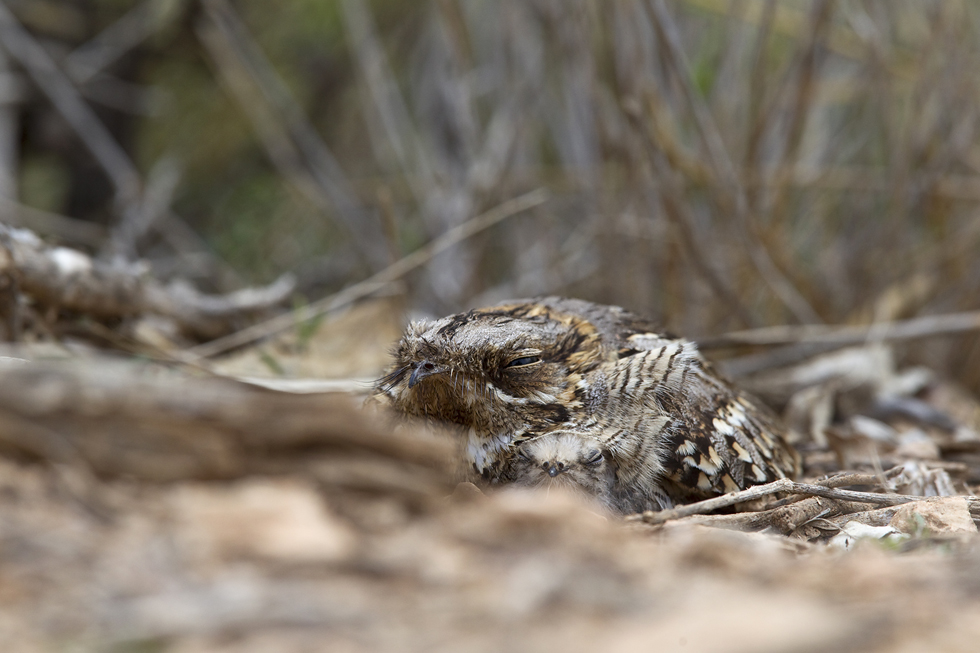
top-left (374, 297), bottom-right (800, 511)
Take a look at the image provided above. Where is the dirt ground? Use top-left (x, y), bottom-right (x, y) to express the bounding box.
top-left (0, 300), bottom-right (978, 653)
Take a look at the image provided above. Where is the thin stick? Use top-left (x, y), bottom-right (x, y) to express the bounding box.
top-left (342, 0), bottom-right (436, 204)
top-left (65, 0), bottom-right (170, 84)
top-left (0, 45), bottom-right (17, 200)
top-left (743, 0), bottom-right (776, 173)
top-left (626, 479), bottom-right (794, 525)
top-left (645, 0), bottom-right (822, 324)
top-left (186, 189), bottom-right (549, 359)
top-left (0, 0), bottom-right (141, 206)
top-left (764, 469), bottom-right (906, 509)
top-left (111, 157), bottom-right (181, 260)
top-left (0, 198), bottom-right (108, 247)
top-left (761, 0), bottom-right (834, 232)
top-left (700, 310), bottom-right (980, 350)
top-left (200, 0), bottom-right (389, 271)
top-left (717, 342), bottom-right (844, 378)
top-left (627, 478), bottom-right (960, 526)
top-left (625, 91), bottom-right (758, 328)
top-left (814, 468), bottom-right (903, 489)
top-left (682, 0), bottom-right (872, 66)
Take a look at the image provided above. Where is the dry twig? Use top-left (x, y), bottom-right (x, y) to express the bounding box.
top-left (645, 0), bottom-right (822, 325)
top-left (199, 0), bottom-right (390, 271)
top-left (64, 0), bottom-right (175, 84)
top-left (701, 310), bottom-right (980, 349)
top-left (0, 0), bottom-right (141, 207)
top-left (628, 476), bottom-right (968, 527)
top-left (0, 198), bottom-right (108, 247)
top-left (187, 188), bottom-right (549, 359)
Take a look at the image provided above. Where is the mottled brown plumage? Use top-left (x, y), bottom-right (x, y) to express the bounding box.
top-left (500, 431), bottom-right (619, 512)
top-left (375, 297), bottom-right (800, 512)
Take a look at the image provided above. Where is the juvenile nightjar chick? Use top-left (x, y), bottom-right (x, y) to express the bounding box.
top-left (499, 431), bottom-right (618, 511)
top-left (499, 430), bottom-right (674, 514)
top-left (375, 297), bottom-right (800, 509)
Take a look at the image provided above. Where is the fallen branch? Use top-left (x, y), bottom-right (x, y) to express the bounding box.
top-left (0, 223), bottom-right (294, 339)
top-left (812, 469), bottom-right (905, 489)
top-left (627, 477), bottom-right (973, 526)
top-left (646, 496), bottom-right (856, 535)
top-left (0, 358), bottom-right (454, 501)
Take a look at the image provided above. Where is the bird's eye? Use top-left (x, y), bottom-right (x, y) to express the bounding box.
top-left (505, 355), bottom-right (541, 368)
top-left (584, 450), bottom-right (603, 466)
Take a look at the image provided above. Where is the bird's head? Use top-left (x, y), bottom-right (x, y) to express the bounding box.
top-left (375, 301), bottom-right (612, 434)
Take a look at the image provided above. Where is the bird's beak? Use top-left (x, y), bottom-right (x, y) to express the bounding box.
top-left (546, 463), bottom-right (561, 477)
top-left (408, 361), bottom-right (445, 388)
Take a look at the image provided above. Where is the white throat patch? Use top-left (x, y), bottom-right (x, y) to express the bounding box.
top-left (466, 427), bottom-right (515, 473)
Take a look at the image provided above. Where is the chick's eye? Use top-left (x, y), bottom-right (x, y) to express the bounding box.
top-left (584, 450), bottom-right (603, 466)
top-left (505, 355), bottom-right (541, 368)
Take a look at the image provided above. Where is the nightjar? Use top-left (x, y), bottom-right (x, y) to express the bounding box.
top-left (375, 297), bottom-right (800, 510)
top-left (500, 431), bottom-right (620, 512)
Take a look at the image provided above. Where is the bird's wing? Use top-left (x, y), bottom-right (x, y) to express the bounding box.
top-left (597, 342), bottom-right (800, 504)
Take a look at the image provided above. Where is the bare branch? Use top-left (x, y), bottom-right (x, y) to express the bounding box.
top-left (765, 0), bottom-right (835, 221)
top-left (0, 45), bottom-right (17, 200)
top-left (0, 0), bottom-right (142, 207)
top-left (0, 198), bottom-right (108, 247)
top-left (0, 223), bottom-right (294, 339)
top-left (645, 0), bottom-right (822, 324)
top-left (199, 0), bottom-right (390, 271)
top-left (341, 0), bottom-right (436, 203)
top-left (700, 310), bottom-right (980, 349)
top-left (627, 477), bottom-right (964, 526)
top-left (111, 157), bottom-right (182, 260)
top-left (187, 188), bottom-right (549, 359)
top-left (623, 94), bottom-right (759, 328)
top-left (65, 0), bottom-right (180, 84)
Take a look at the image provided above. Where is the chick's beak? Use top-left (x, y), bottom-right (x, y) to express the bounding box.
top-left (546, 463), bottom-right (561, 477)
top-left (408, 360), bottom-right (445, 388)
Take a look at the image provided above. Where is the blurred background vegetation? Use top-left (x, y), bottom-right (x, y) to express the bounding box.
top-left (3, 0), bottom-right (980, 388)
